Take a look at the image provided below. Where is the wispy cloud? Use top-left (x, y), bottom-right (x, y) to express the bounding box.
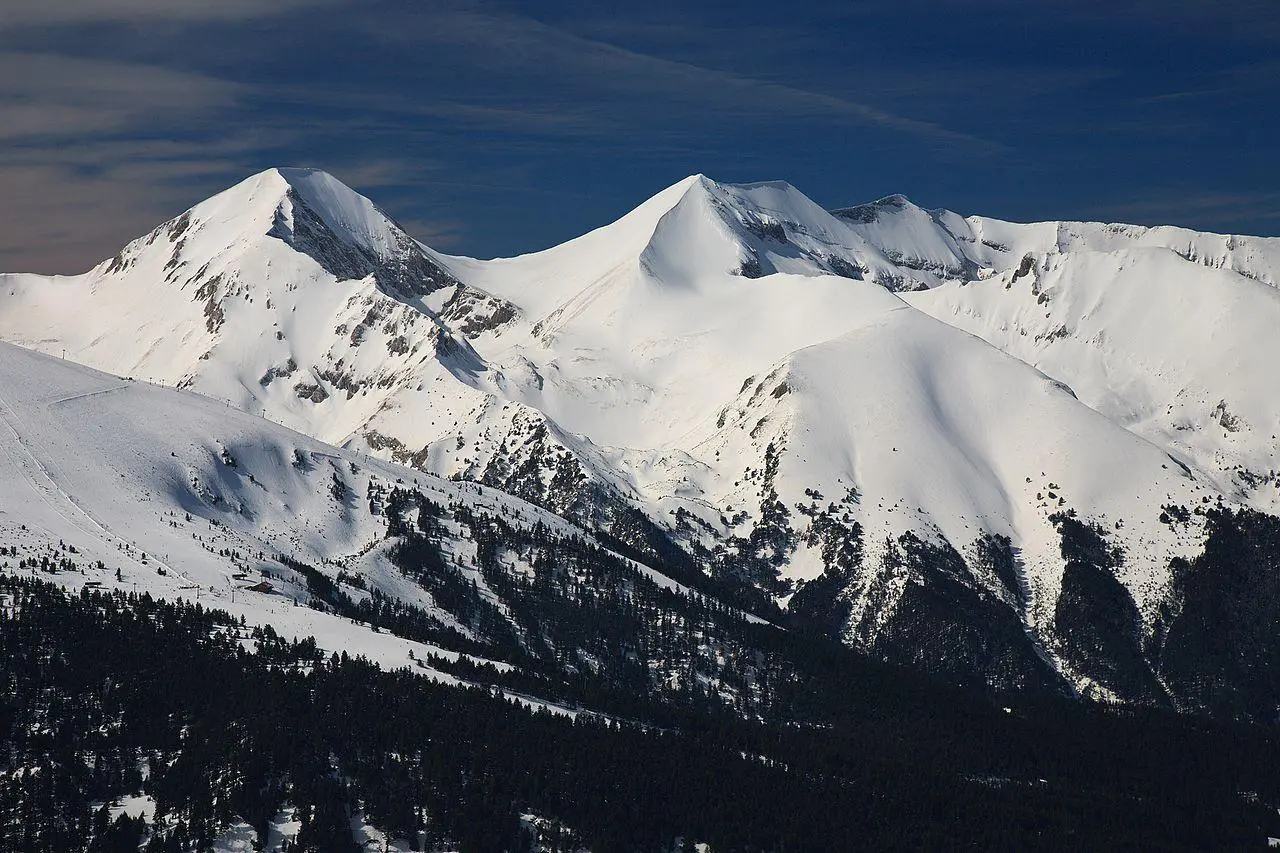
top-left (0, 45), bottom-right (473, 272)
top-left (351, 7), bottom-right (1003, 152)
top-left (0, 53), bottom-right (237, 140)
top-left (0, 160), bottom-right (213, 274)
top-left (0, 51), bottom-right (263, 273)
top-left (0, 0), bottom-right (336, 27)
top-left (1086, 191), bottom-right (1280, 233)
top-left (840, 0), bottom-right (1280, 43)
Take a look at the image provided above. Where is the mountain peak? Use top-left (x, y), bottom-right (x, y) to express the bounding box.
top-left (830, 193), bottom-right (921, 224)
top-left (244, 165), bottom-right (350, 195)
top-left (69, 165), bottom-right (468, 344)
top-left (181, 167), bottom-right (408, 258)
top-left (671, 174), bottom-right (806, 209)
top-left (640, 174), bottom-right (870, 282)
top-left (269, 165), bottom-right (331, 182)
top-left (258, 171), bottom-right (463, 300)
top-left (246, 168), bottom-right (405, 258)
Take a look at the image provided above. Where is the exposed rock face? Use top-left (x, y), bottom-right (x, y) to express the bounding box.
top-left (267, 186), bottom-right (461, 299)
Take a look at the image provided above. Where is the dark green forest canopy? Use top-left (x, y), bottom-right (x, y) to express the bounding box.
top-left (3, 577), bottom-right (1280, 852)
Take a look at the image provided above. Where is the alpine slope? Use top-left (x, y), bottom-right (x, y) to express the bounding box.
top-left (3, 167), bottom-right (1279, 709)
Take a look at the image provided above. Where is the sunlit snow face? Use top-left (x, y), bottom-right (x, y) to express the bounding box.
top-left (1, 166), bottom-right (1276, 706)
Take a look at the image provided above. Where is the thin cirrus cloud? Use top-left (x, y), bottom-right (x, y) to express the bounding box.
top-left (0, 52), bottom-right (237, 140)
top-left (348, 7), bottom-right (1001, 152)
top-left (0, 51), bottom-right (260, 274)
top-left (0, 0), bottom-right (335, 26)
top-left (0, 147), bottom-right (259, 277)
top-left (838, 0), bottom-right (1280, 41)
top-left (0, 5), bottom-right (361, 270)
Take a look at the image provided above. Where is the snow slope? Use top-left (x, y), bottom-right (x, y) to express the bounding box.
top-left (3, 168), bottom-right (1277, 698)
top-left (691, 282), bottom-right (1212, 608)
top-left (0, 338), bottom-right (696, 708)
top-left (834, 193), bottom-right (1280, 290)
top-left (905, 247), bottom-right (1280, 514)
top-left (824, 196), bottom-right (1280, 514)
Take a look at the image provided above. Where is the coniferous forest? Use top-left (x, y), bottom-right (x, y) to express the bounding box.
top-left (3, 576), bottom-right (1280, 852)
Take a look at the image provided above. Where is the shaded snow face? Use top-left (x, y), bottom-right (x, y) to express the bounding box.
top-left (266, 171), bottom-right (460, 300)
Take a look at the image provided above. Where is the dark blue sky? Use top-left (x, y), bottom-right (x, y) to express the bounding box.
top-left (2, 0), bottom-right (1277, 273)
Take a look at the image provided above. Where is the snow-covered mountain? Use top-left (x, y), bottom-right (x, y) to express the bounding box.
top-left (3, 168), bottom-right (1279, 710)
top-left (0, 337), bottom-right (562, 684)
top-left (0, 168), bottom-right (517, 449)
top-left (0, 339), bottom-right (794, 721)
